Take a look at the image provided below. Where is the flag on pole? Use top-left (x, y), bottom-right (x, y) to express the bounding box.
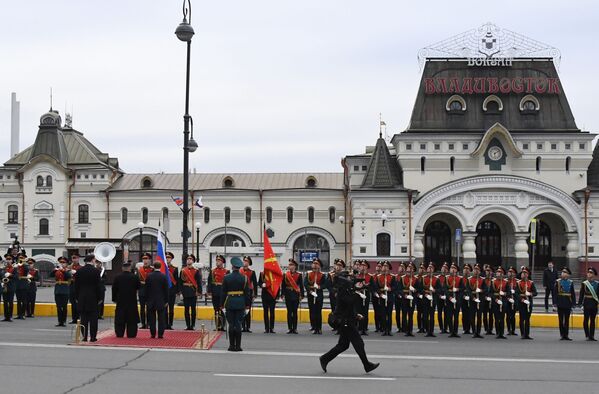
top-left (156, 226), bottom-right (172, 288)
top-left (171, 195), bottom-right (184, 208)
top-left (194, 196), bottom-right (203, 208)
top-left (530, 218), bottom-right (537, 244)
top-left (263, 228), bottom-right (283, 299)
top-left (380, 120), bottom-right (386, 126)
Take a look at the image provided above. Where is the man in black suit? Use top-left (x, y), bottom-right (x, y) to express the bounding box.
top-left (74, 254), bottom-right (102, 342)
top-left (543, 261), bottom-right (558, 312)
top-left (146, 261), bottom-right (169, 339)
top-left (112, 261), bottom-right (141, 338)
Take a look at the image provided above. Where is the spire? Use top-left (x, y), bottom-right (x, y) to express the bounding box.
top-left (588, 143), bottom-right (599, 188)
top-left (361, 133), bottom-right (403, 189)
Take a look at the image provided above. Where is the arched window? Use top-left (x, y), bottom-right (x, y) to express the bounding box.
top-left (424, 221), bottom-right (452, 264)
top-left (376, 233), bottom-right (391, 257)
top-left (287, 207), bottom-right (294, 223)
top-left (37, 176), bottom-right (44, 187)
top-left (446, 95), bottom-right (466, 112)
top-left (224, 207), bottom-right (231, 224)
top-left (308, 207), bottom-right (315, 223)
top-left (520, 95), bottom-right (540, 112)
top-left (223, 177), bottom-right (234, 188)
top-left (210, 234), bottom-right (246, 247)
top-left (565, 156), bottom-right (571, 173)
top-left (523, 100), bottom-right (536, 111)
top-left (266, 207), bottom-right (273, 224)
top-left (39, 218), bottom-right (49, 235)
top-left (46, 175), bottom-right (53, 187)
top-left (141, 177), bottom-right (153, 188)
top-left (162, 208), bottom-right (169, 228)
top-left (420, 157), bottom-right (426, 173)
top-left (482, 95), bottom-right (504, 112)
top-left (121, 208), bottom-right (128, 224)
top-left (245, 207), bottom-right (252, 223)
top-left (536, 157), bottom-right (542, 173)
top-left (329, 207), bottom-right (336, 223)
top-left (306, 177), bottom-right (317, 188)
top-left (78, 204), bottom-right (89, 223)
top-left (141, 207), bottom-right (148, 224)
top-left (203, 207), bottom-right (210, 223)
top-left (7, 205), bottom-right (18, 224)
top-left (450, 156), bottom-right (455, 173)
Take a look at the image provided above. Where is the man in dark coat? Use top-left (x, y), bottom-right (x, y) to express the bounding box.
top-left (146, 261), bottom-right (169, 339)
top-left (543, 261), bottom-right (558, 312)
top-left (112, 261), bottom-right (141, 338)
top-left (319, 272), bottom-right (379, 373)
top-left (74, 254), bottom-right (102, 342)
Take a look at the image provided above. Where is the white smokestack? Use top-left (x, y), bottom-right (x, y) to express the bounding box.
top-left (10, 93), bottom-right (20, 157)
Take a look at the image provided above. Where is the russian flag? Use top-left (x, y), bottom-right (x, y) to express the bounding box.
top-left (156, 229), bottom-right (172, 288)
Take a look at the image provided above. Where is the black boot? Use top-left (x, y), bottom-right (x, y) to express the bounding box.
top-left (228, 330), bottom-right (235, 351)
top-left (235, 331), bottom-right (243, 352)
top-left (364, 362), bottom-right (380, 373)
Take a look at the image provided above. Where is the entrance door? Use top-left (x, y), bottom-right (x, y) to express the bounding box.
top-left (529, 220), bottom-right (551, 268)
top-left (476, 221), bottom-right (502, 267)
top-left (424, 221), bottom-right (452, 265)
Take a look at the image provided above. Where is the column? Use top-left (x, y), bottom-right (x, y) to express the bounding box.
top-left (461, 231), bottom-right (477, 267)
top-left (413, 231), bottom-right (424, 264)
top-left (513, 232), bottom-right (530, 269)
top-left (565, 232), bottom-right (580, 276)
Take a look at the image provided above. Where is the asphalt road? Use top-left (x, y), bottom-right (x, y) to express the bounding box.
top-left (1, 317), bottom-right (598, 394)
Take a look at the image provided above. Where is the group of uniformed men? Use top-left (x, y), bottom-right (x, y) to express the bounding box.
top-left (1, 249), bottom-right (40, 321)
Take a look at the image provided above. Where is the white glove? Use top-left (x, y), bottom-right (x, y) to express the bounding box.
top-left (406, 295), bottom-right (414, 300)
top-left (476, 288), bottom-right (481, 293)
top-left (381, 294), bottom-right (387, 300)
top-left (262, 283), bottom-right (266, 288)
top-left (511, 289), bottom-right (515, 294)
top-left (425, 294), bottom-right (433, 301)
top-left (451, 298), bottom-right (457, 304)
top-left (499, 291), bottom-right (505, 296)
top-left (429, 286), bottom-right (434, 291)
top-left (474, 298), bottom-right (481, 303)
top-left (418, 294), bottom-right (423, 299)
top-left (497, 300), bottom-right (503, 305)
top-left (508, 298), bottom-right (514, 304)
top-left (409, 286), bottom-right (415, 292)
top-left (440, 295), bottom-right (446, 300)
top-left (452, 288), bottom-right (458, 293)
top-left (358, 292), bottom-right (366, 300)
top-left (523, 300), bottom-right (530, 305)
top-left (310, 291), bottom-right (318, 298)
top-left (3, 273), bottom-right (9, 278)
top-left (464, 296), bottom-right (470, 301)
top-left (525, 291), bottom-right (531, 297)
top-left (486, 297), bottom-right (492, 302)
top-left (314, 284), bottom-right (319, 290)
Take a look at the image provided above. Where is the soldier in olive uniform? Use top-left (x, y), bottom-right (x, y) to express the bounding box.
top-left (579, 267), bottom-right (599, 341)
top-left (222, 257), bottom-right (252, 352)
top-left (553, 267), bottom-right (576, 340)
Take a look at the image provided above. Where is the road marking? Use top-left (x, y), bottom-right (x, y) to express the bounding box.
top-left (364, 339), bottom-right (439, 344)
top-left (1, 342), bottom-right (599, 365)
top-left (34, 329), bottom-right (71, 332)
top-left (214, 373), bottom-right (395, 381)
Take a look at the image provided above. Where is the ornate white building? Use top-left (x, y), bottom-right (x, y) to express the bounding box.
top-left (2, 24), bottom-right (598, 280)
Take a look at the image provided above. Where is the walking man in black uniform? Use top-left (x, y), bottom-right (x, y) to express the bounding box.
top-left (112, 261), bottom-right (141, 338)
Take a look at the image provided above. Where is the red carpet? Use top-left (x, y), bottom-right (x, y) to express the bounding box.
top-left (76, 329), bottom-right (221, 350)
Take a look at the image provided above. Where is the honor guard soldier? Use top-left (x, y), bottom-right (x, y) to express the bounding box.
top-left (553, 267), bottom-right (576, 340)
top-left (26, 258), bottom-right (40, 317)
top-left (282, 258), bottom-right (304, 334)
top-left (259, 264), bottom-right (280, 334)
top-left (165, 252), bottom-right (180, 330)
top-left (466, 264), bottom-right (485, 338)
top-left (460, 264), bottom-right (472, 334)
top-left (181, 254), bottom-right (202, 330)
top-left (505, 267), bottom-right (518, 335)
top-left (375, 260), bottom-right (396, 336)
top-left (355, 260), bottom-right (373, 335)
top-left (305, 257), bottom-right (326, 334)
top-left (68, 253), bottom-right (82, 324)
top-left (15, 253), bottom-right (29, 319)
top-left (415, 263), bottom-right (426, 333)
top-left (482, 264), bottom-right (495, 335)
top-left (400, 262), bottom-right (418, 336)
top-left (579, 267), bottom-right (599, 341)
top-left (516, 267), bottom-right (537, 340)
top-left (51, 257), bottom-right (71, 326)
top-left (240, 256), bottom-right (258, 333)
top-left (96, 260), bottom-right (107, 319)
top-left (328, 259), bottom-right (342, 314)
top-left (446, 263), bottom-right (464, 338)
top-left (2, 254), bottom-right (17, 321)
top-left (437, 262), bottom-right (449, 333)
top-left (420, 263), bottom-right (440, 337)
top-left (394, 262), bottom-right (405, 333)
top-left (137, 253), bottom-right (154, 329)
top-left (489, 266), bottom-right (508, 339)
top-left (112, 261), bottom-right (141, 338)
top-left (222, 257), bottom-right (252, 352)
top-left (372, 261), bottom-right (383, 332)
top-left (207, 255), bottom-right (229, 331)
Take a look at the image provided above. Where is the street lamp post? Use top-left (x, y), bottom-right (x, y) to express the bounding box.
top-left (137, 222), bottom-right (145, 260)
top-left (339, 215), bottom-right (347, 262)
top-left (381, 212), bottom-right (388, 227)
top-left (175, 0), bottom-right (198, 269)
top-left (195, 222), bottom-right (201, 258)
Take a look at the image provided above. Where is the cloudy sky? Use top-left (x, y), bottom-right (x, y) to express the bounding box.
top-left (1, 0), bottom-right (597, 173)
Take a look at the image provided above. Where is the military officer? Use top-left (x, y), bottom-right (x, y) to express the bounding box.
top-left (489, 266), bottom-right (508, 339)
top-left (207, 255), bottom-right (229, 331)
top-left (505, 267), bottom-right (518, 335)
top-left (26, 258), bottom-right (40, 317)
top-left (259, 264), bottom-right (280, 334)
top-left (240, 256), bottom-right (258, 333)
top-left (50, 257), bottom-right (71, 326)
top-left (2, 254), bottom-right (17, 321)
top-left (165, 251), bottom-right (180, 330)
top-left (400, 262), bottom-right (418, 336)
top-left (222, 256), bottom-right (252, 352)
top-left (112, 261), bottom-right (141, 338)
top-left (415, 262), bottom-right (426, 333)
top-left (304, 257), bottom-right (327, 334)
top-left (466, 264), bottom-right (485, 338)
top-left (460, 263), bottom-right (472, 334)
top-left (68, 253), bottom-right (82, 324)
top-left (95, 260), bottom-right (107, 319)
top-left (446, 263), bottom-right (464, 338)
top-left (375, 260), bottom-right (396, 336)
top-left (372, 261), bottom-right (383, 332)
top-left (136, 253), bottom-right (154, 329)
top-left (516, 267), bottom-right (537, 340)
top-left (355, 260), bottom-right (373, 335)
top-left (282, 258), bottom-right (304, 334)
top-left (394, 262), bottom-right (405, 333)
top-left (482, 264), bottom-right (495, 335)
top-left (553, 267), bottom-right (576, 340)
top-left (436, 262), bottom-right (449, 333)
top-left (180, 254), bottom-right (202, 330)
top-left (419, 263), bottom-right (440, 337)
top-left (15, 253), bottom-right (29, 319)
top-left (579, 267), bottom-right (599, 341)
